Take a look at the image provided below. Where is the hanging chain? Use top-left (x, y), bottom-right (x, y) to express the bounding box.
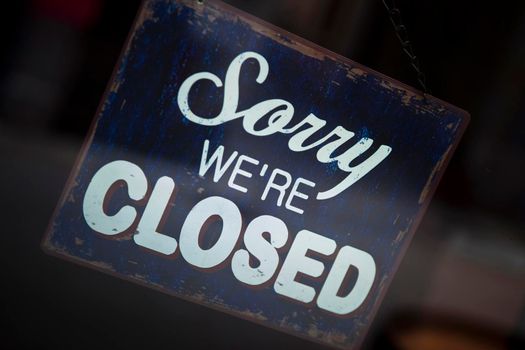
top-left (381, 0), bottom-right (430, 94)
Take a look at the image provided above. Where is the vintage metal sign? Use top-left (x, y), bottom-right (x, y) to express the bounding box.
top-left (42, 0), bottom-right (469, 348)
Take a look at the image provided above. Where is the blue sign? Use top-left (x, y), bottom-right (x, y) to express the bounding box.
top-left (43, 0), bottom-right (469, 348)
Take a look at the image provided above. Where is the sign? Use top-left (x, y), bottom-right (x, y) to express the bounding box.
top-left (42, 0), bottom-right (469, 348)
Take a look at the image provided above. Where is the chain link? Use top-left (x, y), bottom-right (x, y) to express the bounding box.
top-left (381, 0), bottom-right (430, 93)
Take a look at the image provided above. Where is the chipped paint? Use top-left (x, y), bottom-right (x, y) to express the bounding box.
top-left (392, 213), bottom-right (400, 225)
top-left (238, 309), bottom-right (268, 321)
top-left (346, 67), bottom-right (368, 81)
top-left (67, 193), bottom-right (75, 203)
top-left (393, 220), bottom-right (412, 246)
top-left (87, 260), bottom-right (115, 271)
top-left (419, 144), bottom-right (454, 204)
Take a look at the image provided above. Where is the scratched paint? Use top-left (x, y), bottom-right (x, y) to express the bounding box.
top-left (42, 0), bottom-right (468, 349)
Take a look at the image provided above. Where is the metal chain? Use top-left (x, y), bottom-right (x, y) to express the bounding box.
top-left (381, 0), bottom-right (430, 93)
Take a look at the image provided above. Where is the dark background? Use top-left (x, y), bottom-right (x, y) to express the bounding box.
top-left (1, 0), bottom-right (523, 349)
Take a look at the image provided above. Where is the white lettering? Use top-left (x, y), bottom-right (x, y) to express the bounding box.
top-left (82, 161), bottom-right (379, 315)
top-left (199, 139), bottom-right (238, 182)
top-left (274, 230), bottom-right (336, 303)
top-left (228, 154), bottom-right (259, 193)
top-left (179, 196), bottom-right (242, 269)
top-left (177, 52), bottom-right (392, 199)
top-left (317, 246), bottom-right (376, 315)
top-left (83, 160), bottom-right (147, 235)
top-left (134, 176), bottom-right (178, 255)
top-left (261, 168), bottom-right (292, 206)
top-left (285, 178), bottom-right (316, 214)
top-left (231, 215), bottom-right (288, 285)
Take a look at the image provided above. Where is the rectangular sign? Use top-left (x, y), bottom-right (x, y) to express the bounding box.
top-left (42, 0), bottom-right (469, 348)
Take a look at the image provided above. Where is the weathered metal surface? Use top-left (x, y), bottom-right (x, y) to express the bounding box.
top-left (42, 0), bottom-right (469, 348)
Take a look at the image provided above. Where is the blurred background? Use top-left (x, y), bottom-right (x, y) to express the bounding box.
top-left (1, 0), bottom-right (524, 349)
